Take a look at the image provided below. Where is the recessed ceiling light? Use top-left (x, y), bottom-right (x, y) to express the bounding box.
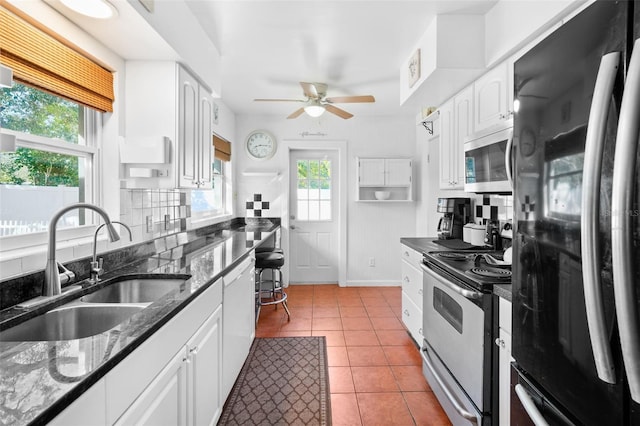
top-left (60, 0), bottom-right (118, 19)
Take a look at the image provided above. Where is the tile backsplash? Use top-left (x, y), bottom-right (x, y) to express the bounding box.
top-left (473, 194), bottom-right (513, 224)
top-left (120, 188), bottom-right (191, 241)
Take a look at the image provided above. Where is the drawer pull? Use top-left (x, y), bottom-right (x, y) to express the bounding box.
top-left (404, 309), bottom-right (410, 316)
top-left (404, 276), bottom-right (410, 282)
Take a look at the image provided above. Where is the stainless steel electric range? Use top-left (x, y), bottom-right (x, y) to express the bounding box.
top-left (420, 250), bottom-right (511, 426)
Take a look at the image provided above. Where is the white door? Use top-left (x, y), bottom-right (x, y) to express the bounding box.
top-left (289, 150), bottom-right (339, 283)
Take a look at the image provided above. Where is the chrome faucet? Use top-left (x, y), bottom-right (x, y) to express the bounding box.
top-left (90, 221), bottom-right (132, 283)
top-left (44, 203), bottom-right (120, 297)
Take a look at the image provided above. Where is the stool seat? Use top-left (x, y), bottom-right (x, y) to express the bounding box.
top-left (255, 250), bottom-right (290, 324)
top-left (256, 252), bottom-right (284, 268)
top-left (255, 246), bottom-right (284, 254)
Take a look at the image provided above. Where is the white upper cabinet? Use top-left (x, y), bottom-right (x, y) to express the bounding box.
top-left (178, 65), bottom-right (213, 189)
top-left (473, 62), bottom-right (512, 133)
top-left (123, 61), bottom-right (214, 189)
top-left (357, 158), bottom-right (413, 201)
top-left (438, 99), bottom-right (465, 190)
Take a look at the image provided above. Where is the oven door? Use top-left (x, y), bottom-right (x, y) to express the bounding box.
top-left (421, 263), bottom-right (486, 411)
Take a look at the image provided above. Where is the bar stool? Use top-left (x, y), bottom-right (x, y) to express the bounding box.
top-left (255, 250), bottom-right (290, 324)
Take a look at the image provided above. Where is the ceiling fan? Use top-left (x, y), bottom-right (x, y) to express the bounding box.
top-left (254, 82), bottom-right (375, 119)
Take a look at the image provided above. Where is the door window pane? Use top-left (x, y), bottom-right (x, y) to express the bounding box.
top-left (295, 158), bottom-right (332, 222)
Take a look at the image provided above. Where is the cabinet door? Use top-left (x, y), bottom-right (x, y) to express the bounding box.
top-left (498, 327), bottom-right (513, 426)
top-left (178, 66), bottom-right (200, 188)
top-left (115, 348), bottom-right (188, 426)
top-left (453, 87), bottom-right (473, 189)
top-left (358, 158), bottom-right (385, 186)
top-left (401, 259), bottom-right (423, 311)
top-left (198, 86), bottom-right (214, 188)
top-left (401, 291), bottom-right (423, 345)
top-left (384, 158), bottom-right (412, 186)
top-left (187, 305), bottom-right (223, 426)
top-left (438, 100), bottom-right (455, 189)
top-left (474, 62), bottom-right (509, 133)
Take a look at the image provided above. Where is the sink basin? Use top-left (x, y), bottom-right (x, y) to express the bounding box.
top-left (81, 278), bottom-right (185, 304)
top-left (0, 304), bottom-right (143, 341)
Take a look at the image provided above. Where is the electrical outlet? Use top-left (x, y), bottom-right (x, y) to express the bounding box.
top-left (368, 257), bottom-right (375, 267)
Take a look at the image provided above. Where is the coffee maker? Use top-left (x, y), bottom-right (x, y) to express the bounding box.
top-left (436, 197), bottom-right (470, 240)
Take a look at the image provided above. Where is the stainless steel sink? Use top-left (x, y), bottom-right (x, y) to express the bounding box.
top-left (0, 304), bottom-right (144, 341)
top-left (80, 278), bottom-right (185, 304)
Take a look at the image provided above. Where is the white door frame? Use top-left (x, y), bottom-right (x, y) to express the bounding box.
top-left (282, 139), bottom-right (347, 287)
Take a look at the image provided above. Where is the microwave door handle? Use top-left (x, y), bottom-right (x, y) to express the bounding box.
top-left (420, 263), bottom-right (482, 300)
top-left (515, 384), bottom-right (550, 426)
top-left (421, 348), bottom-right (478, 424)
top-left (581, 51), bottom-right (620, 384)
top-left (505, 129), bottom-right (514, 190)
top-left (613, 39), bottom-right (640, 402)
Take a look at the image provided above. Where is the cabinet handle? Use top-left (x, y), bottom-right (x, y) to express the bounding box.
top-left (404, 276), bottom-right (410, 282)
top-left (419, 327), bottom-right (423, 335)
top-left (418, 288), bottom-right (423, 295)
top-left (495, 338), bottom-right (505, 348)
top-left (404, 309), bottom-right (410, 316)
top-left (404, 251), bottom-right (410, 258)
top-left (190, 346), bottom-right (198, 354)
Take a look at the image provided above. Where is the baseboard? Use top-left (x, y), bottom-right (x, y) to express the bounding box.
top-left (344, 280), bottom-right (401, 287)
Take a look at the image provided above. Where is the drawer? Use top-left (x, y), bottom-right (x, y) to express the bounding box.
top-left (499, 297), bottom-right (512, 335)
top-left (401, 260), bottom-right (423, 310)
top-left (401, 291), bottom-right (423, 345)
top-left (400, 244), bottom-right (423, 268)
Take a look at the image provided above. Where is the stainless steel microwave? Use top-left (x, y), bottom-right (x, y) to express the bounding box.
top-left (464, 120), bottom-right (513, 194)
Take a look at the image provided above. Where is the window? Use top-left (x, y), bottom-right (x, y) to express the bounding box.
top-left (0, 82), bottom-right (99, 237)
top-left (190, 158), bottom-right (231, 221)
top-left (296, 159), bottom-right (332, 221)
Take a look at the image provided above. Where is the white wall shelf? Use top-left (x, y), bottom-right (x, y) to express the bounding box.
top-left (356, 157), bottom-right (413, 202)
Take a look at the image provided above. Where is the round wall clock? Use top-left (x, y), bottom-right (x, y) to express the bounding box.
top-left (245, 130), bottom-right (277, 160)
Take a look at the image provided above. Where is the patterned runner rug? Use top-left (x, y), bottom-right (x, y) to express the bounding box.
top-left (218, 337), bottom-right (331, 426)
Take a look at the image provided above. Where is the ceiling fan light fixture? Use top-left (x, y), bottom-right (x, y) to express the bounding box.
top-left (304, 101), bottom-right (325, 118)
top-left (60, 0), bottom-right (118, 19)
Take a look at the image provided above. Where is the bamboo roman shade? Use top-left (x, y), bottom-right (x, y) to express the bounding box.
top-left (0, 3), bottom-right (114, 112)
top-left (214, 135), bottom-right (231, 162)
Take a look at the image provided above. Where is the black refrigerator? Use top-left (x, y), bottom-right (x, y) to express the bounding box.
top-left (511, 0), bottom-right (640, 425)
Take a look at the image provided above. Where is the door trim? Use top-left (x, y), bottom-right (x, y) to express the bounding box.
top-left (282, 140), bottom-right (347, 287)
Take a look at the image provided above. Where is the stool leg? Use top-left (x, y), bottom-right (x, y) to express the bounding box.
top-left (255, 268), bottom-right (263, 325)
top-left (277, 267), bottom-right (291, 321)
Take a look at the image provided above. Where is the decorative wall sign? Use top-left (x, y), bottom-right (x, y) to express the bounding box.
top-left (408, 49), bottom-right (421, 88)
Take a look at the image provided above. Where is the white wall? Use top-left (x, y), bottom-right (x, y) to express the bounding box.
top-left (234, 114), bottom-right (416, 286)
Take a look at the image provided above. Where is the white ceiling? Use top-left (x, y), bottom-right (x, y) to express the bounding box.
top-left (44, 0), bottom-right (499, 118)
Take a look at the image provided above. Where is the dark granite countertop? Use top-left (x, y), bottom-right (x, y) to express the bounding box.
top-left (493, 284), bottom-right (512, 302)
top-left (0, 222), bottom-right (279, 426)
top-left (400, 237), bottom-right (441, 255)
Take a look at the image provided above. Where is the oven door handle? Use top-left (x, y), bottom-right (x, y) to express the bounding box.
top-left (515, 384), bottom-right (550, 426)
top-left (421, 348), bottom-right (478, 424)
top-left (420, 263), bottom-right (482, 300)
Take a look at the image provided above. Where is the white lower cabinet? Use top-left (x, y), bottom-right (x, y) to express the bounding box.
top-left (496, 297), bottom-right (513, 426)
top-left (188, 305), bottom-right (223, 426)
top-left (400, 243), bottom-right (424, 344)
top-left (115, 347), bottom-right (188, 426)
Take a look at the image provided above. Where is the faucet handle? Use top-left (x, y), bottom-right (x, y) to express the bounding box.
top-left (98, 257), bottom-right (104, 270)
top-left (57, 262), bottom-right (76, 285)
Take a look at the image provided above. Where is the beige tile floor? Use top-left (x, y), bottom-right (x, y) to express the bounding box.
top-left (255, 284), bottom-right (452, 426)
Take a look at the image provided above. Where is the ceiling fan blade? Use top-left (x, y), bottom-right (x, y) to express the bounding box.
top-left (325, 95), bottom-right (375, 104)
top-left (287, 108), bottom-right (305, 119)
top-left (254, 98), bottom-right (304, 102)
top-left (300, 82), bottom-right (319, 98)
top-left (325, 104), bottom-right (353, 119)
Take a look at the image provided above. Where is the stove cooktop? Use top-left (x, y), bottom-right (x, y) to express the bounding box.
top-left (423, 250), bottom-right (512, 291)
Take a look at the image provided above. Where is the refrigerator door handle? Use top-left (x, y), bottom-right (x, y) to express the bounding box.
top-left (505, 128), bottom-right (514, 190)
top-left (612, 39), bottom-right (640, 403)
top-left (580, 51), bottom-right (620, 384)
top-left (515, 384), bottom-right (550, 426)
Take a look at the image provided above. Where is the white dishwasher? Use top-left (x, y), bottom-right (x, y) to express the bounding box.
top-left (222, 256), bottom-right (255, 400)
